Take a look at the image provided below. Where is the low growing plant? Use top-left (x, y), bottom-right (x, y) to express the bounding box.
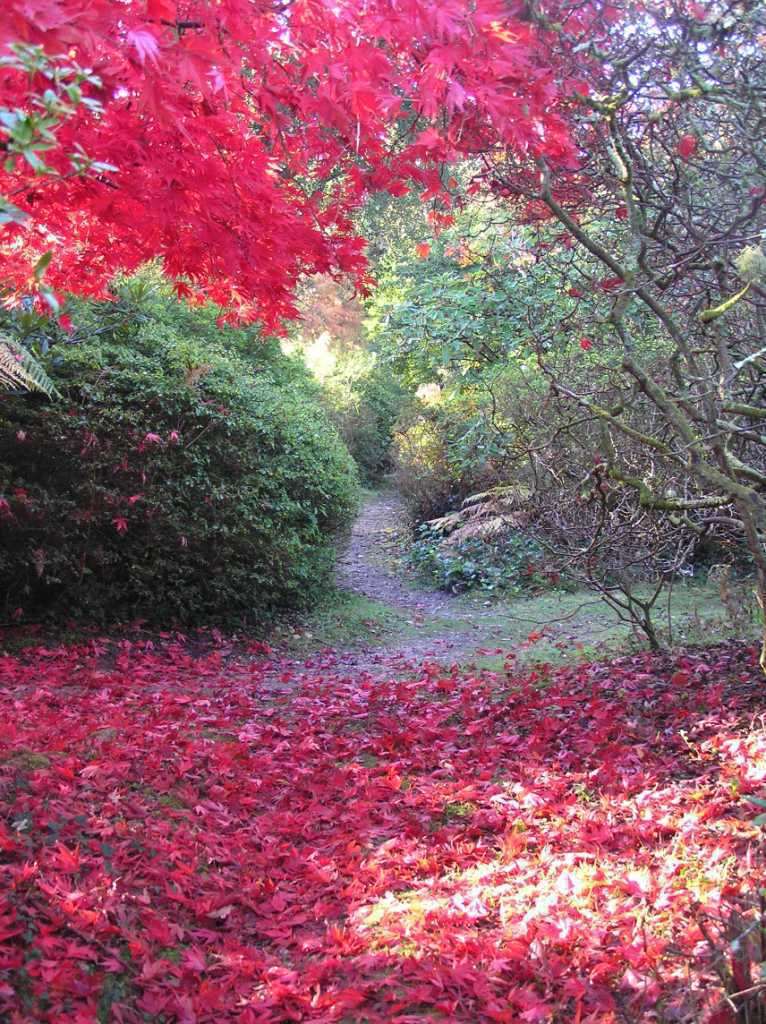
top-left (408, 522), bottom-right (555, 596)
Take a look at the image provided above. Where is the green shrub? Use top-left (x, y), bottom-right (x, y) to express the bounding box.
top-left (324, 359), bottom-right (408, 485)
top-left (0, 288), bottom-right (359, 625)
top-left (408, 523), bottom-right (555, 595)
top-left (392, 403), bottom-right (504, 522)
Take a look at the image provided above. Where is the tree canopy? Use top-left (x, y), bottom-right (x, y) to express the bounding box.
top-left (1, 0), bottom-right (581, 328)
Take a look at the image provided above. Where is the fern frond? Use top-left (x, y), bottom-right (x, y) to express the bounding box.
top-left (462, 484), bottom-right (531, 508)
top-left (429, 484), bottom-right (531, 546)
top-left (0, 336), bottom-right (58, 398)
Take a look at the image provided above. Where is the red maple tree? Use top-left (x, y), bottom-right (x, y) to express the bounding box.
top-left (0, 0), bottom-right (581, 329)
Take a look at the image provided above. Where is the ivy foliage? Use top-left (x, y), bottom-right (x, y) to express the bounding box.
top-left (0, 283), bottom-right (359, 625)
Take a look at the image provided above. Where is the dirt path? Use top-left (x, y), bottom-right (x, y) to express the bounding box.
top-left (330, 491), bottom-right (652, 673)
top-left (333, 491), bottom-right (500, 669)
top-left (335, 490), bottom-right (453, 615)
top-left (273, 490), bottom-right (707, 677)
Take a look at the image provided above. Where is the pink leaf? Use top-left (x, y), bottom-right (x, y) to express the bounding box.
top-left (127, 29), bottom-right (161, 66)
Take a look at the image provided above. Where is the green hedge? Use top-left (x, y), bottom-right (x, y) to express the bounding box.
top-left (0, 290), bottom-right (359, 625)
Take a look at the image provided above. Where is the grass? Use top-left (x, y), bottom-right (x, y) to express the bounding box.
top-left (271, 590), bottom-right (421, 655)
top-left (444, 581), bottom-right (760, 671)
top-left (273, 579), bottom-right (761, 668)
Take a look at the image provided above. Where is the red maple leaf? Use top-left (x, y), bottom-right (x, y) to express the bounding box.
top-left (678, 133), bottom-right (699, 160)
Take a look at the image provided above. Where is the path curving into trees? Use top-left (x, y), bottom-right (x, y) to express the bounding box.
top-left (331, 490), bottom-right (668, 672)
top-left (330, 490), bottom-right (503, 670)
top-left (336, 490), bottom-right (453, 616)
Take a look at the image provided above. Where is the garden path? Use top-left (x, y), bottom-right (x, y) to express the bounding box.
top-left (328, 490), bottom-right (649, 674)
top-left (332, 490), bottom-right (508, 671)
top-left (335, 490), bottom-right (451, 615)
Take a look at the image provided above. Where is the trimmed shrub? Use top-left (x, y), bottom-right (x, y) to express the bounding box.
top-left (0, 290), bottom-right (359, 625)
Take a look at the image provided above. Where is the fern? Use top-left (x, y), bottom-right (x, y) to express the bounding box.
top-left (429, 484), bottom-right (531, 545)
top-left (0, 336), bottom-right (58, 397)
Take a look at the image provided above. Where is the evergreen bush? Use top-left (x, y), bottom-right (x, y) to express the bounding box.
top-left (0, 287), bottom-right (359, 625)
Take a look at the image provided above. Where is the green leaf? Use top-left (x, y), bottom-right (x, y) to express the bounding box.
top-left (0, 198), bottom-right (30, 225)
top-left (40, 286), bottom-right (60, 314)
top-left (33, 251), bottom-right (53, 281)
top-left (22, 148), bottom-right (48, 172)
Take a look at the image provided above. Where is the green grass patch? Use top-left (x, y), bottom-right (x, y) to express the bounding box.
top-left (271, 590), bottom-right (418, 654)
top-left (442, 580), bottom-right (758, 666)
top-left (441, 801), bottom-right (477, 821)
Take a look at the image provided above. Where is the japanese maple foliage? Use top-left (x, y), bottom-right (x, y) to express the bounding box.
top-left (0, 638), bottom-right (763, 1022)
top-left (0, 0), bottom-right (580, 328)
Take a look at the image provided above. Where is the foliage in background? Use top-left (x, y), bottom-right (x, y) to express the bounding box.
top-left (480, 1), bottom-right (766, 666)
top-left (365, 155), bottom-right (760, 647)
top-left (287, 275), bottom-right (411, 486)
top-left (0, 280), bottom-right (358, 625)
top-left (409, 522), bottom-right (552, 595)
top-left (391, 397), bottom-right (507, 522)
top-left (324, 358), bottom-right (409, 485)
top-left (366, 201), bottom-right (571, 522)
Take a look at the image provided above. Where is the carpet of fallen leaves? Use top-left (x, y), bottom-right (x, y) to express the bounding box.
top-left (0, 638), bottom-right (765, 1024)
